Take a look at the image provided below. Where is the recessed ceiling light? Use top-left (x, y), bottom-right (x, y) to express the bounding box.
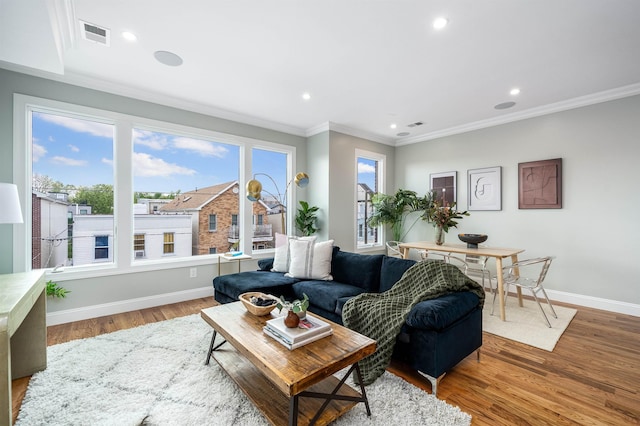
top-left (302, 92), bottom-right (311, 101)
top-left (494, 101), bottom-right (516, 110)
top-left (122, 31), bottom-right (137, 42)
top-left (154, 50), bottom-right (183, 67)
top-left (510, 88), bottom-right (521, 96)
top-left (397, 132), bottom-right (410, 137)
top-left (433, 17), bottom-right (449, 29)
top-left (390, 123), bottom-right (397, 129)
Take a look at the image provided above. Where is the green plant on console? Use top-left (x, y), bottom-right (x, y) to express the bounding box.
top-left (46, 280), bottom-right (70, 298)
top-left (295, 201), bottom-right (320, 236)
top-left (276, 293), bottom-right (309, 314)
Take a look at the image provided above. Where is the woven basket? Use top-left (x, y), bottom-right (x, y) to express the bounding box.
top-left (239, 292), bottom-right (278, 316)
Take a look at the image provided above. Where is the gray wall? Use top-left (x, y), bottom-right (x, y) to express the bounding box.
top-left (0, 68), bottom-right (306, 314)
top-left (396, 95), bottom-right (640, 307)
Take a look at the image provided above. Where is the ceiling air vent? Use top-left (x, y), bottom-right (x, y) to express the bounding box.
top-left (407, 121), bottom-right (424, 128)
top-left (80, 20), bottom-right (110, 46)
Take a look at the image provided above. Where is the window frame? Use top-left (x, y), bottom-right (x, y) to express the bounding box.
top-left (208, 214), bottom-right (217, 232)
top-left (13, 94), bottom-right (298, 279)
top-left (355, 149), bottom-right (386, 251)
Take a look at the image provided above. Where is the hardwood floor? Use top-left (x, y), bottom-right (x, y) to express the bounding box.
top-left (12, 298), bottom-right (640, 425)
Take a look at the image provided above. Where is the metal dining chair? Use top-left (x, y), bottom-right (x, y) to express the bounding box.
top-left (500, 256), bottom-right (557, 327)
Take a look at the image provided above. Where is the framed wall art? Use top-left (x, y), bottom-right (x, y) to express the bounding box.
top-left (430, 171), bottom-right (456, 205)
top-left (467, 166), bottom-right (502, 211)
top-left (518, 158), bottom-right (562, 209)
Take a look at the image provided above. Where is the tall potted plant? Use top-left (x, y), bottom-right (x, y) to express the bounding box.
top-left (295, 201), bottom-right (320, 236)
top-left (367, 189), bottom-right (433, 241)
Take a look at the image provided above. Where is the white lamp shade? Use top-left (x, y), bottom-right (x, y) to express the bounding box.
top-left (0, 183), bottom-right (24, 224)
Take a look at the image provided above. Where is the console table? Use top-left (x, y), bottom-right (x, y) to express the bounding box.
top-left (0, 270), bottom-right (47, 426)
top-left (398, 242), bottom-right (524, 322)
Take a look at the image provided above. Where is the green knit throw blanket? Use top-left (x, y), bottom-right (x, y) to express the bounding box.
top-left (342, 259), bottom-right (485, 385)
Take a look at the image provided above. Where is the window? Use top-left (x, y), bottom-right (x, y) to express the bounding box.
top-left (14, 95), bottom-right (295, 275)
top-left (209, 247), bottom-right (217, 254)
top-left (163, 232), bottom-right (175, 254)
top-left (356, 150), bottom-right (385, 249)
top-left (30, 110), bottom-right (114, 269)
top-left (95, 235), bottom-right (109, 260)
top-left (134, 234), bottom-right (145, 258)
top-left (209, 214), bottom-right (217, 231)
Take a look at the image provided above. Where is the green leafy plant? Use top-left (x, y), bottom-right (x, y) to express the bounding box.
top-left (421, 195), bottom-right (470, 232)
top-left (295, 201), bottom-right (320, 236)
top-left (367, 189), bottom-right (433, 241)
top-left (46, 280), bottom-right (70, 298)
top-left (276, 293), bottom-right (309, 313)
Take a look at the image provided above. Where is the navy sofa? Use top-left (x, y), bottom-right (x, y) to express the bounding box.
top-left (212, 248), bottom-right (482, 395)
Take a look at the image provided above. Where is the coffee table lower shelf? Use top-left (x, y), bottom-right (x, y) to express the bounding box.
top-left (210, 344), bottom-right (365, 426)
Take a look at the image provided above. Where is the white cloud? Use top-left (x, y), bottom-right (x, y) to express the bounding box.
top-left (173, 137), bottom-right (228, 158)
top-left (358, 162), bottom-right (376, 174)
top-left (133, 152), bottom-right (196, 177)
top-left (68, 144), bottom-right (80, 152)
top-left (32, 142), bottom-right (47, 163)
top-left (102, 158), bottom-right (113, 166)
top-left (51, 156), bottom-right (88, 167)
top-left (133, 129), bottom-right (169, 151)
top-left (36, 113), bottom-right (113, 138)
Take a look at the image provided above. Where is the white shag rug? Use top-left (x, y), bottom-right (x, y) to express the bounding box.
top-left (17, 314), bottom-right (471, 426)
top-left (483, 295), bottom-right (577, 351)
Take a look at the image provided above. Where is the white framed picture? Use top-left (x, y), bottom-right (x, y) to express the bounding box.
top-left (467, 166), bottom-right (502, 211)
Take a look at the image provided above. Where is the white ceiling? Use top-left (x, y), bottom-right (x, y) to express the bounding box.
top-left (2, 0), bottom-right (640, 145)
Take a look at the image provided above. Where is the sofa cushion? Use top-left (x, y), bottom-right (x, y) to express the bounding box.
top-left (380, 256), bottom-right (416, 292)
top-left (271, 234), bottom-right (317, 272)
top-left (257, 258), bottom-right (274, 271)
top-left (404, 292), bottom-right (480, 331)
top-left (285, 239), bottom-right (334, 280)
top-left (331, 251), bottom-right (384, 292)
top-left (213, 271), bottom-right (299, 301)
top-left (292, 281), bottom-right (367, 314)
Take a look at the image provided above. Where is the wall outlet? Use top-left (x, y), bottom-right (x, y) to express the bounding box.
top-left (189, 267), bottom-right (197, 278)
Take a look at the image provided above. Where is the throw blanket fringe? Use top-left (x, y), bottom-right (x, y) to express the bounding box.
top-left (342, 260), bottom-right (485, 385)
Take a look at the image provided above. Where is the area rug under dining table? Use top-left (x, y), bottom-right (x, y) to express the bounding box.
top-left (482, 295), bottom-right (577, 351)
top-left (16, 314), bottom-right (471, 426)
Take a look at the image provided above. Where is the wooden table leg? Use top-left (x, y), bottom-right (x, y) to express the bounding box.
top-left (495, 257), bottom-right (506, 321)
top-left (401, 247), bottom-right (410, 259)
top-left (511, 254), bottom-right (524, 307)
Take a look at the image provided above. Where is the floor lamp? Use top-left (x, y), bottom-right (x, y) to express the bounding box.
top-left (246, 172), bottom-right (309, 235)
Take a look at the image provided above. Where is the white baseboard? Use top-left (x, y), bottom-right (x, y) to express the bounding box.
top-left (46, 286), bottom-right (214, 326)
top-left (46, 285), bottom-right (640, 327)
top-left (545, 289), bottom-right (640, 317)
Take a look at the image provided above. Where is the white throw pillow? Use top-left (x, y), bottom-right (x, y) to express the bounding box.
top-left (285, 239), bottom-right (334, 280)
top-left (271, 234), bottom-right (316, 272)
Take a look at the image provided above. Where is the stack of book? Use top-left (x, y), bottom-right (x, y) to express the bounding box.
top-left (263, 314), bottom-right (333, 350)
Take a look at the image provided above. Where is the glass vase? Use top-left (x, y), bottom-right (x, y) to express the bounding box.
top-left (434, 225), bottom-right (445, 245)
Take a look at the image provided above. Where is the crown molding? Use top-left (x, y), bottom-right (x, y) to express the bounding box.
top-left (305, 121), bottom-right (395, 146)
top-left (395, 82), bottom-right (640, 146)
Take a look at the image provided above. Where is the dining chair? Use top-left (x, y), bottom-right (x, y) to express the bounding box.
top-left (463, 251), bottom-right (497, 314)
top-left (500, 256), bottom-right (557, 327)
top-left (386, 241), bottom-right (403, 258)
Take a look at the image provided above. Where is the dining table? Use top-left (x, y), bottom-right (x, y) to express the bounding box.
top-left (398, 241), bottom-right (525, 321)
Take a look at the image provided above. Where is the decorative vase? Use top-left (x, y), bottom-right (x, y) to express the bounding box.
top-left (284, 310), bottom-right (300, 328)
top-left (434, 225), bottom-right (445, 245)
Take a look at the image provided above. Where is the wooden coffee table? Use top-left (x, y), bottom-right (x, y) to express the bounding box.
top-left (201, 302), bottom-right (376, 426)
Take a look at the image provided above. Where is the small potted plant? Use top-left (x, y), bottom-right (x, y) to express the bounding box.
top-left (276, 293), bottom-right (310, 327)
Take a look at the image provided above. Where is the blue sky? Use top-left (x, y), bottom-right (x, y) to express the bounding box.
top-left (32, 111), bottom-right (289, 196)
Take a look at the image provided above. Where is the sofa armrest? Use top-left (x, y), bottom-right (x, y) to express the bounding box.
top-left (405, 292), bottom-right (480, 331)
